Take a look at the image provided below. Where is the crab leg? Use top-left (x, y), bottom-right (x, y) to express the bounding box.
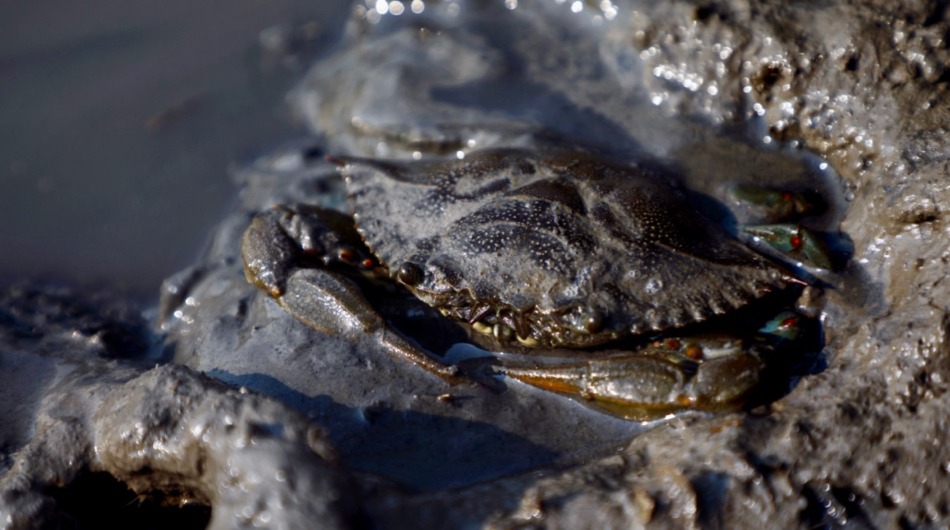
top-left (731, 185), bottom-right (820, 220)
top-left (743, 224), bottom-right (833, 270)
top-left (501, 348), bottom-right (764, 421)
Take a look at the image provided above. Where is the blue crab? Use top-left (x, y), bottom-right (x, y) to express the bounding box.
top-left (241, 146), bottom-right (828, 420)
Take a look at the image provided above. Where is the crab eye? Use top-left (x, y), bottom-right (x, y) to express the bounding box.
top-left (583, 309), bottom-right (605, 333)
top-left (397, 262), bottom-right (425, 286)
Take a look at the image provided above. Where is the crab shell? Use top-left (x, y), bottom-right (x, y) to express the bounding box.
top-left (338, 148), bottom-right (797, 349)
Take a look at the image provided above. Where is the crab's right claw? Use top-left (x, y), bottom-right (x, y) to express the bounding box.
top-left (242, 204), bottom-right (378, 297)
top-left (241, 205), bottom-right (467, 386)
top-left (277, 269), bottom-right (466, 385)
top-left (501, 348), bottom-right (764, 421)
top-left (242, 207), bottom-right (298, 297)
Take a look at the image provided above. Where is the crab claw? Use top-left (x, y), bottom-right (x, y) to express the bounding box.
top-left (743, 224), bottom-right (833, 271)
top-left (277, 269), bottom-right (466, 385)
top-left (241, 204), bottom-right (468, 386)
top-left (242, 204), bottom-right (377, 296)
top-left (500, 347), bottom-right (764, 421)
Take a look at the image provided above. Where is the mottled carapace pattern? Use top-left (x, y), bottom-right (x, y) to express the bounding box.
top-left (342, 148), bottom-right (796, 348)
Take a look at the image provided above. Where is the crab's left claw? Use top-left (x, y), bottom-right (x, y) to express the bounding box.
top-left (501, 347), bottom-right (764, 421)
top-left (743, 224), bottom-right (833, 271)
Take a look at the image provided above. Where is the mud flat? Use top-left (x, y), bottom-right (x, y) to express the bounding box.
top-left (3, 0), bottom-right (950, 527)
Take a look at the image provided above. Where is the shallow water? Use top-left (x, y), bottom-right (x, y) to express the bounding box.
top-left (0, 0), bottom-right (351, 301)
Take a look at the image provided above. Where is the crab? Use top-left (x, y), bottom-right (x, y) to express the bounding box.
top-left (241, 146), bottom-right (830, 420)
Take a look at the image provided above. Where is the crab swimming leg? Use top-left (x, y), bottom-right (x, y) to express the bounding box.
top-left (242, 204), bottom-right (465, 384)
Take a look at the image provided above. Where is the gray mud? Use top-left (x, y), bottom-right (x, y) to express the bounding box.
top-left (4, 0), bottom-right (950, 528)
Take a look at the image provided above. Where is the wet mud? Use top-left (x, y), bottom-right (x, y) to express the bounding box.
top-left (4, 0), bottom-right (950, 528)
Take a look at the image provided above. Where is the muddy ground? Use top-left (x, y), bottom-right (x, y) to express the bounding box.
top-left (3, 0), bottom-right (950, 528)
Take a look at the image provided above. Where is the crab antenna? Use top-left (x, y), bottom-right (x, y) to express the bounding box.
top-left (325, 155), bottom-right (351, 166)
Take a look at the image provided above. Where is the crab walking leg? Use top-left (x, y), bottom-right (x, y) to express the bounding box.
top-left (730, 185), bottom-right (822, 220)
top-left (502, 349), bottom-right (764, 421)
top-left (743, 224), bottom-right (833, 270)
top-left (279, 269), bottom-right (465, 384)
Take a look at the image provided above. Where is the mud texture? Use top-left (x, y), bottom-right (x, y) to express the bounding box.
top-left (4, 0), bottom-right (950, 528)
top-left (0, 286), bottom-right (361, 529)
top-left (475, 0), bottom-right (950, 527)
